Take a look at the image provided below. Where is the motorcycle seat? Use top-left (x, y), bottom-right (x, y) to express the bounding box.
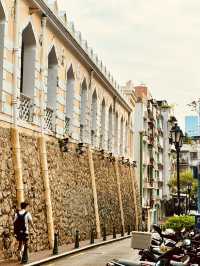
top-left (172, 255), bottom-right (185, 260)
top-left (111, 260), bottom-right (142, 266)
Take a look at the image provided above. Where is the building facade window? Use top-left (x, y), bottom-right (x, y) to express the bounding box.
top-left (19, 23), bottom-right (36, 122)
top-left (91, 90), bottom-right (97, 146)
top-left (125, 121), bottom-right (128, 155)
top-left (120, 117), bottom-right (124, 155)
top-left (66, 65), bottom-right (75, 132)
top-left (114, 112), bottom-right (119, 154)
top-left (100, 99), bottom-right (106, 149)
top-left (0, 3), bottom-right (5, 94)
top-left (46, 46), bottom-right (58, 131)
top-left (79, 79), bottom-right (87, 142)
top-left (108, 106), bottom-right (113, 151)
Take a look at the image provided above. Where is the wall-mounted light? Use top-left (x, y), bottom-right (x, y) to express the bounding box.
top-left (100, 149), bottom-right (105, 159)
top-left (119, 156), bottom-right (125, 164)
top-left (59, 138), bottom-right (69, 152)
top-left (132, 161), bottom-right (137, 168)
top-left (76, 143), bottom-right (85, 155)
top-left (109, 152), bottom-right (115, 162)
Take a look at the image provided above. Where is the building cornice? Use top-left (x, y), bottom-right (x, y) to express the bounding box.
top-left (32, 0), bottom-right (132, 113)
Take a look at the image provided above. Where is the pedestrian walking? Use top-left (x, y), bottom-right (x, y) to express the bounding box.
top-left (13, 202), bottom-right (35, 262)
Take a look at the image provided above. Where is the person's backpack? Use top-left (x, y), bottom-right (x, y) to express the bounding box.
top-left (14, 212), bottom-right (27, 235)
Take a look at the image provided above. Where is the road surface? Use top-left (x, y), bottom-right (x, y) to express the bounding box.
top-left (44, 238), bottom-right (139, 266)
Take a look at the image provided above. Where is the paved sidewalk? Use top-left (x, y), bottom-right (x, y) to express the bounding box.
top-left (0, 234), bottom-right (128, 266)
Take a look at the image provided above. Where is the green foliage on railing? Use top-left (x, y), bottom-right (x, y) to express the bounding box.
top-left (165, 215), bottom-right (195, 231)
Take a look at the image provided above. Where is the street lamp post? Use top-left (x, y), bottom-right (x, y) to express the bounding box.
top-left (170, 123), bottom-right (184, 216)
top-left (187, 182), bottom-right (192, 214)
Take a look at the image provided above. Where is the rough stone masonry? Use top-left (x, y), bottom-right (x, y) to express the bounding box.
top-left (0, 127), bottom-right (141, 259)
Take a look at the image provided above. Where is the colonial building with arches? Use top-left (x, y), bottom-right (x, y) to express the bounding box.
top-left (0, 0), bottom-right (141, 258)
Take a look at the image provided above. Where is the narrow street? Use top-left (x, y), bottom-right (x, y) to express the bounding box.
top-left (43, 239), bottom-right (139, 266)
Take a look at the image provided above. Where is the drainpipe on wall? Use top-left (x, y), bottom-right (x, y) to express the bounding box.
top-left (115, 159), bottom-right (125, 234)
top-left (88, 147), bottom-right (101, 239)
top-left (11, 0), bottom-right (24, 208)
top-left (130, 166), bottom-right (139, 230)
top-left (38, 15), bottom-right (54, 249)
top-left (139, 131), bottom-right (143, 206)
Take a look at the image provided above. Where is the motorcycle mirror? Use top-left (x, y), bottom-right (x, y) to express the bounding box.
top-left (153, 225), bottom-right (162, 235)
top-left (181, 228), bottom-right (186, 233)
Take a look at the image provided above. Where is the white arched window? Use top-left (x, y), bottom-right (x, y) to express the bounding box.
top-left (66, 65), bottom-right (75, 131)
top-left (125, 121), bottom-right (128, 155)
top-left (100, 99), bottom-right (106, 149)
top-left (120, 117), bottom-right (124, 155)
top-left (91, 90), bottom-right (97, 146)
top-left (114, 112), bottom-right (119, 154)
top-left (0, 3), bottom-right (5, 94)
top-left (108, 106), bottom-right (113, 151)
top-left (19, 22), bottom-right (36, 122)
top-left (45, 46), bottom-right (58, 130)
top-left (79, 79), bottom-right (87, 141)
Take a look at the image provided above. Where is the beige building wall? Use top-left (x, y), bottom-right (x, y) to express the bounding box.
top-left (0, 0), bottom-right (135, 161)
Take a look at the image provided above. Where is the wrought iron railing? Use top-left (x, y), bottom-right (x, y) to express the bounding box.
top-left (19, 93), bottom-right (32, 122)
top-left (80, 124), bottom-right (84, 142)
top-left (108, 139), bottom-right (112, 151)
top-left (99, 134), bottom-right (104, 149)
top-left (91, 130), bottom-right (96, 147)
top-left (44, 107), bottom-right (54, 131)
top-left (64, 116), bottom-right (70, 135)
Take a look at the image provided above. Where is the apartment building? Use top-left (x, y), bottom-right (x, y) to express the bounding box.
top-left (134, 86), bottom-right (175, 229)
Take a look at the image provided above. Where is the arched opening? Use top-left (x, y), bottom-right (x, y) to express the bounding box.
top-left (120, 117), bottom-right (124, 155)
top-left (0, 3), bottom-right (5, 93)
top-left (46, 46), bottom-right (58, 130)
top-left (125, 121), bottom-right (128, 155)
top-left (100, 99), bottom-right (106, 149)
top-left (66, 64), bottom-right (75, 130)
top-left (20, 23), bottom-right (36, 97)
top-left (91, 90), bottom-right (97, 146)
top-left (79, 79), bottom-right (87, 141)
top-left (19, 22), bottom-right (36, 122)
top-left (114, 112), bottom-right (119, 154)
top-left (108, 106), bottom-right (113, 151)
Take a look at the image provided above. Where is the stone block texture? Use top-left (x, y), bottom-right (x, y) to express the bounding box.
top-left (119, 164), bottom-right (136, 231)
top-left (46, 141), bottom-right (95, 244)
top-left (93, 153), bottom-right (121, 235)
top-left (0, 130), bottom-right (140, 259)
top-left (0, 128), bottom-right (16, 259)
top-left (20, 134), bottom-right (49, 252)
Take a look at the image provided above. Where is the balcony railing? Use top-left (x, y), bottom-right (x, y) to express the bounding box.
top-left (64, 116), bottom-right (70, 135)
top-left (91, 130), bottom-right (96, 146)
top-left (19, 93), bottom-right (32, 122)
top-left (99, 134), bottom-right (104, 149)
top-left (80, 124), bottom-right (84, 142)
top-left (108, 139), bottom-right (112, 151)
top-left (144, 199), bottom-right (154, 208)
top-left (180, 159), bottom-right (189, 165)
top-left (44, 107), bottom-right (53, 131)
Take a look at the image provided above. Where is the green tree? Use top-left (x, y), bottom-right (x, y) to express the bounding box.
top-left (168, 170), bottom-right (197, 196)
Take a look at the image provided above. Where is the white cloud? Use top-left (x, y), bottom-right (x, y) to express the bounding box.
top-left (57, 0), bottom-right (200, 130)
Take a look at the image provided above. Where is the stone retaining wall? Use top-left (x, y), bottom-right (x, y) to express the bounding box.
top-left (0, 129), bottom-right (140, 259)
top-left (119, 165), bottom-right (136, 231)
top-left (93, 153), bottom-right (121, 235)
top-left (0, 128), bottom-right (16, 259)
top-left (47, 140), bottom-right (95, 245)
top-left (20, 134), bottom-right (49, 252)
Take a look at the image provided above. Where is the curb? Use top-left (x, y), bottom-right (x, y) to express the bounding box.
top-left (26, 235), bottom-right (131, 266)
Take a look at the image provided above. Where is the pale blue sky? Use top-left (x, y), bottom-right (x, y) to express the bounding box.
top-left (58, 0), bottom-right (200, 130)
